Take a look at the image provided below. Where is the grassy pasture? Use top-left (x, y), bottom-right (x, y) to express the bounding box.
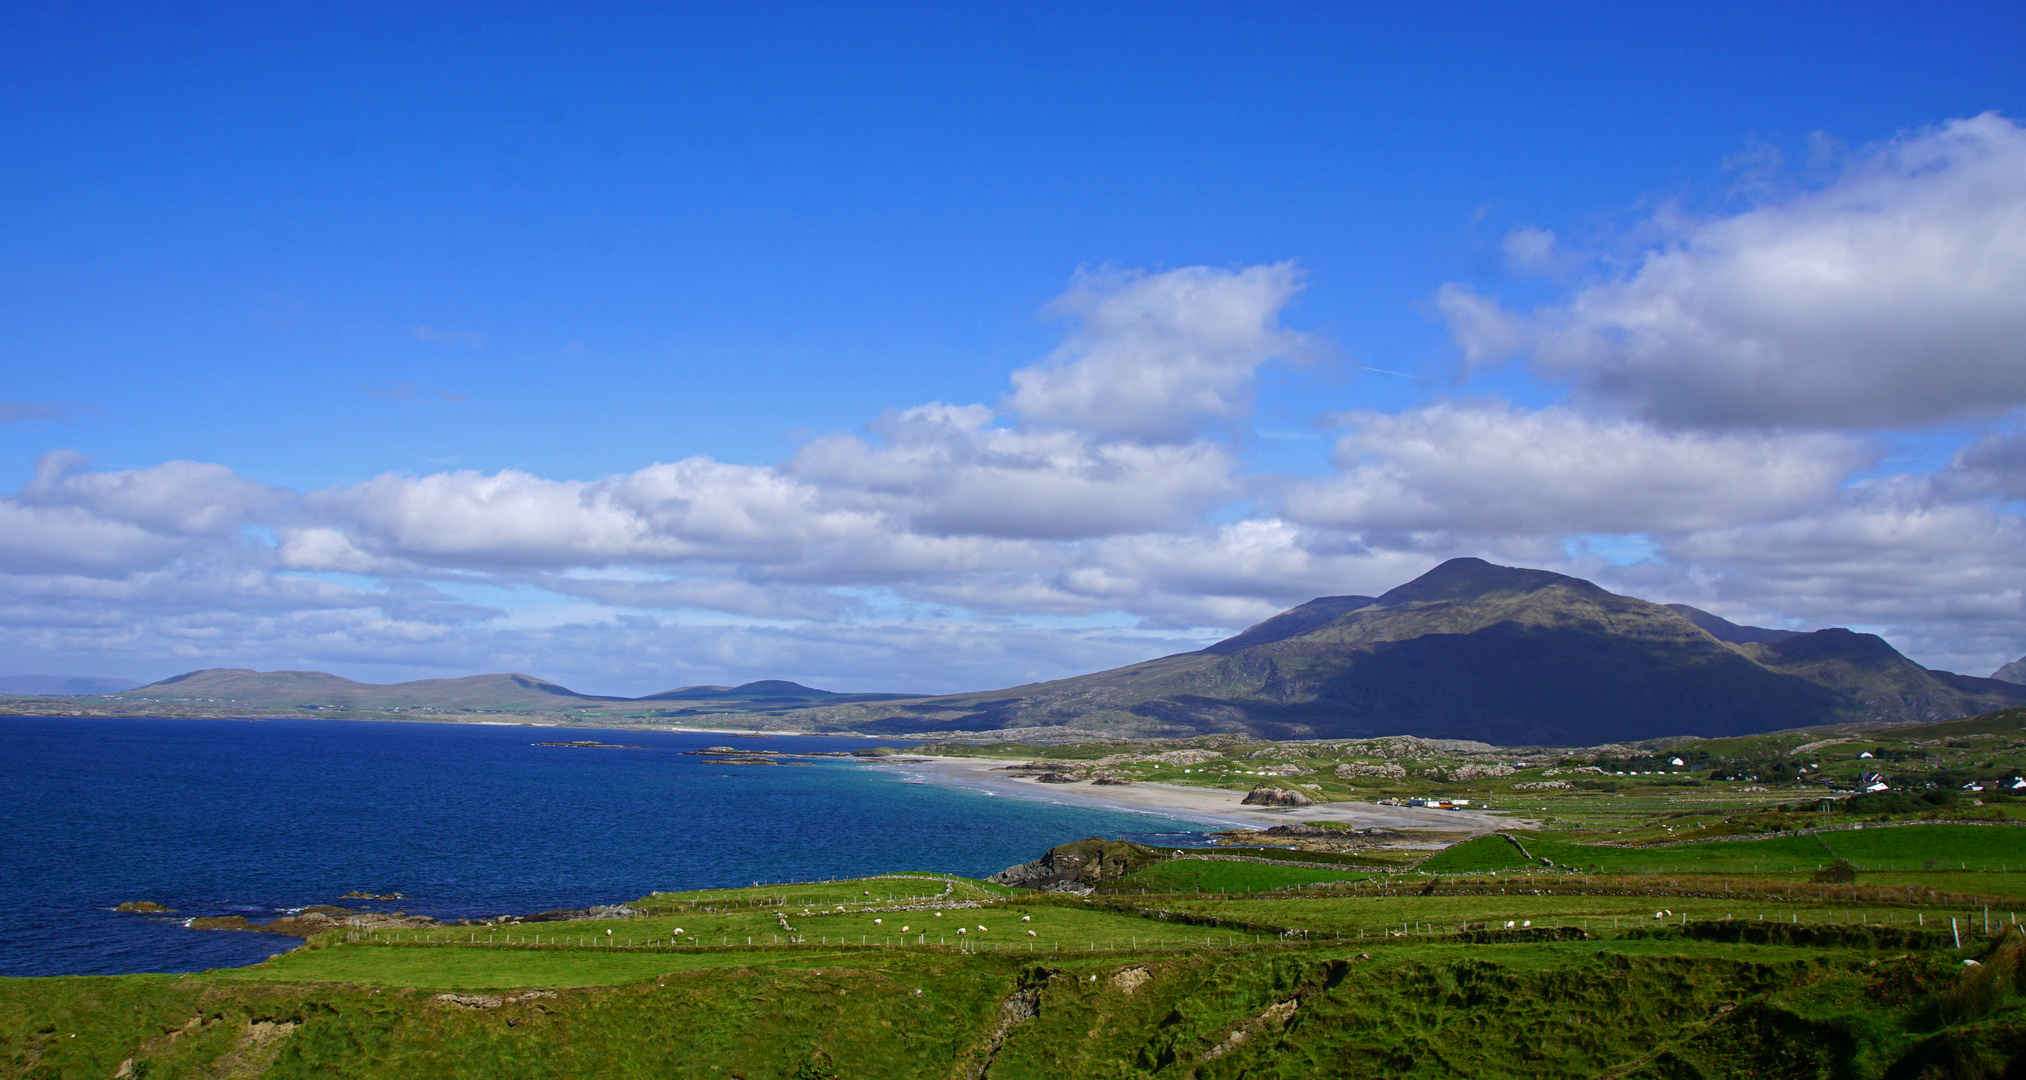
top-left (1419, 824), bottom-right (2026, 879)
top-left (23, 864), bottom-right (2026, 1077)
top-left (1109, 859), bottom-right (1373, 893)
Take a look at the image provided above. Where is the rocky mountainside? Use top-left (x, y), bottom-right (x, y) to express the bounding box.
top-left (785, 558), bottom-right (2026, 745)
top-left (1995, 657), bottom-right (2026, 685)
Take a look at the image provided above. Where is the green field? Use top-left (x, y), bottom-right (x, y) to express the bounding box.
top-left (17, 853), bottom-right (2026, 1078)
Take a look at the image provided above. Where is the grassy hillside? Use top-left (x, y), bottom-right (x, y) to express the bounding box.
top-left (19, 847), bottom-right (2026, 1078)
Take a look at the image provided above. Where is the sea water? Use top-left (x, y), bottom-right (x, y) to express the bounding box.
top-left (0, 715), bottom-right (1211, 977)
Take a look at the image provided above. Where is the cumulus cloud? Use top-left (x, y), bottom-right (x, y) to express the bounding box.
top-left (786, 403), bottom-right (1240, 540)
top-left (1006, 263), bottom-right (1308, 442)
top-left (1441, 113), bottom-right (2026, 429)
top-left (297, 459), bottom-right (879, 571)
top-left (8, 253), bottom-right (2026, 689)
top-left (1284, 401), bottom-right (1868, 535)
top-left (19, 451), bottom-right (287, 537)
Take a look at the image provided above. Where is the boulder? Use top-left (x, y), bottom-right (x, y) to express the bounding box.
top-left (115, 901), bottom-right (173, 914)
top-left (988, 838), bottom-right (1165, 892)
top-left (1241, 784), bottom-right (1314, 807)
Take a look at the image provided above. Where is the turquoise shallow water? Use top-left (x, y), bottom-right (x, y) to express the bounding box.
top-left (0, 715), bottom-right (1210, 977)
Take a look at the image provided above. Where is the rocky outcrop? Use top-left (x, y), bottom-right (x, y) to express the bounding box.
top-left (1035, 772), bottom-right (1079, 783)
top-left (1334, 762), bottom-right (1407, 780)
top-left (988, 838), bottom-right (1164, 892)
top-left (1240, 784), bottom-right (1314, 807)
top-left (115, 901), bottom-right (173, 913)
top-left (1434, 763), bottom-right (1516, 782)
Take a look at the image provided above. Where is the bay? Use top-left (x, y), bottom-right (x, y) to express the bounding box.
top-left (0, 715), bottom-right (1209, 977)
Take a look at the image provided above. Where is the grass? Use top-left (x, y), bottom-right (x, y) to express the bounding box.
top-left (1109, 859), bottom-right (1373, 894)
top-left (17, 774), bottom-right (2026, 1076)
top-left (14, 918), bottom-right (2026, 1079)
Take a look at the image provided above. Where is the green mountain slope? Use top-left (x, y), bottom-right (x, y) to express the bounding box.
top-left (789, 558), bottom-right (2026, 745)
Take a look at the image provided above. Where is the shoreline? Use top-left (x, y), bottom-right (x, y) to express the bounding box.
top-left (878, 753), bottom-right (1527, 835)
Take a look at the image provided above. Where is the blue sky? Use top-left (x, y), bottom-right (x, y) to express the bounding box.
top-left (4, 2), bottom-right (2025, 694)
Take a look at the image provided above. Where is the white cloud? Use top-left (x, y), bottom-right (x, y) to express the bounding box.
top-left (1502, 227), bottom-right (1560, 272)
top-left (1443, 113), bottom-right (2026, 429)
top-left (1284, 400), bottom-right (1867, 535)
top-left (1006, 263), bottom-right (1308, 442)
top-left (9, 252), bottom-right (2026, 690)
top-left (786, 403), bottom-right (1241, 540)
top-left (19, 451), bottom-right (286, 537)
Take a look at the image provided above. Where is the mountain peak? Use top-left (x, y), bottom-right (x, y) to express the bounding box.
top-left (1375, 557), bottom-right (1606, 607)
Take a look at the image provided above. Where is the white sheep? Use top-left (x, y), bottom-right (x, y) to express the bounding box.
top-left (956, 928), bottom-right (965, 935)
top-left (1026, 930), bottom-right (1036, 937)
top-left (873, 918), bottom-right (882, 925)
top-left (1020, 915), bottom-right (1031, 922)
top-left (977, 925), bottom-right (987, 931)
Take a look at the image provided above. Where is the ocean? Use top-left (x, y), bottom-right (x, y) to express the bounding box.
top-left (0, 715), bottom-right (1212, 978)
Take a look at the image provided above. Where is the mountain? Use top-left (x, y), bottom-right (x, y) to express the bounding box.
top-left (92, 669), bottom-right (915, 716)
top-left (788, 558), bottom-right (2026, 745)
top-left (637, 680), bottom-right (914, 705)
top-left (0, 675), bottom-right (143, 696)
top-left (112, 669), bottom-right (629, 711)
top-left (1661, 604), bottom-right (1800, 645)
top-left (1995, 657), bottom-right (2026, 685)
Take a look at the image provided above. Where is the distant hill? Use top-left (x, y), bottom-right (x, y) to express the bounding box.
top-left (783, 558), bottom-right (2026, 745)
top-left (112, 669), bottom-right (630, 711)
top-left (0, 675), bottom-right (143, 696)
top-left (97, 669), bottom-right (914, 716)
top-left (638, 680), bottom-right (915, 705)
top-left (1995, 657), bottom-right (2026, 685)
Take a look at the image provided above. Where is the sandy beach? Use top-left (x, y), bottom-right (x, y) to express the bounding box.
top-left (882, 754), bottom-right (1524, 835)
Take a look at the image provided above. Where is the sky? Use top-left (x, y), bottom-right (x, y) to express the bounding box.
top-left (3, 1), bottom-right (2025, 695)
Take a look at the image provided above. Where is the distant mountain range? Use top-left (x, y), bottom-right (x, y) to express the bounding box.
top-left (9, 557), bottom-right (2026, 746)
top-left (778, 558), bottom-right (2026, 745)
top-left (83, 668), bottom-right (911, 715)
top-left (0, 675), bottom-right (142, 696)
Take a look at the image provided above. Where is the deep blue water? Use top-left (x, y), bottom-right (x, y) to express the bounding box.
top-left (0, 716), bottom-right (1210, 977)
